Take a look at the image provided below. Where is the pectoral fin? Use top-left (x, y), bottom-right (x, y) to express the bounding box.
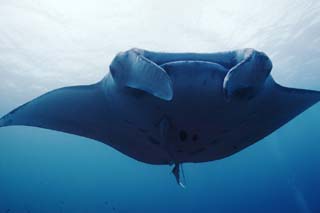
top-left (0, 84), bottom-right (110, 142)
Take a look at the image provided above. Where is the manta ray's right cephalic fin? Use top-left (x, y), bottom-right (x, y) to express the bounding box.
top-left (223, 48), bottom-right (273, 100)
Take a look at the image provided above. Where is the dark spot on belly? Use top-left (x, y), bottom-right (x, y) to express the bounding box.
top-left (233, 145), bottom-right (238, 150)
top-left (138, 128), bottom-right (148, 133)
top-left (189, 147), bottom-right (206, 155)
top-left (211, 139), bottom-right (218, 144)
top-left (179, 130), bottom-right (188, 142)
top-left (148, 136), bottom-right (160, 145)
top-left (192, 134), bottom-right (198, 141)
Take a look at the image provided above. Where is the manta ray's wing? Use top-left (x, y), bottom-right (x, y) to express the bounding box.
top-left (222, 77), bottom-right (320, 158)
top-left (266, 78), bottom-right (320, 125)
top-left (0, 83), bottom-right (110, 142)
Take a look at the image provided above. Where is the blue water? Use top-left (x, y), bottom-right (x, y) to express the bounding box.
top-left (0, 0), bottom-right (320, 212)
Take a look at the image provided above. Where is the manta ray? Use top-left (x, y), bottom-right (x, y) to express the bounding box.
top-left (0, 48), bottom-right (319, 186)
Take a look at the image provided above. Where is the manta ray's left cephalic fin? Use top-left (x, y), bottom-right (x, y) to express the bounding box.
top-left (109, 48), bottom-right (173, 101)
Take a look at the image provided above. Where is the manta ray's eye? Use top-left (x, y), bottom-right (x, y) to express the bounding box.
top-left (192, 134), bottom-right (198, 141)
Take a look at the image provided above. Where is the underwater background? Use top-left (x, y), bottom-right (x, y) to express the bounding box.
top-left (0, 0), bottom-right (319, 212)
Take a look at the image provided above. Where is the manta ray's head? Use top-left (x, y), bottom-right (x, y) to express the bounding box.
top-left (108, 48), bottom-right (273, 103)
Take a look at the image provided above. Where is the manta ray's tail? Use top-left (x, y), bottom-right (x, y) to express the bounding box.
top-left (0, 83), bottom-right (110, 141)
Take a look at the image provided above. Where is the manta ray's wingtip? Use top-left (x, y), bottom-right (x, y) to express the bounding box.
top-left (315, 91), bottom-right (320, 102)
top-left (294, 87), bottom-right (320, 103)
top-left (273, 79), bottom-right (320, 102)
top-left (0, 115), bottom-right (8, 127)
top-left (0, 111), bottom-right (15, 128)
top-left (0, 103), bottom-right (27, 128)
top-left (316, 89), bottom-right (320, 98)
